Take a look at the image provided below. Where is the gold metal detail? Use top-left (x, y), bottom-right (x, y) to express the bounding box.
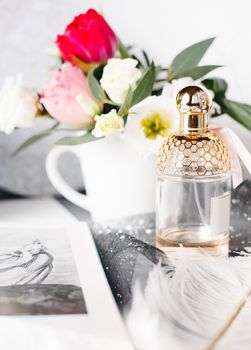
top-left (176, 85), bottom-right (211, 115)
top-left (177, 85), bottom-right (211, 133)
top-left (156, 131), bottom-right (231, 176)
top-left (157, 85), bottom-right (231, 176)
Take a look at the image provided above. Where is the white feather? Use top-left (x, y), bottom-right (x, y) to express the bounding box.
top-left (126, 250), bottom-right (251, 350)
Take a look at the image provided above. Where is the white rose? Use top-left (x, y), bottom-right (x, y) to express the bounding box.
top-left (100, 58), bottom-right (142, 104)
top-left (0, 75), bottom-right (37, 134)
top-left (92, 109), bottom-right (124, 138)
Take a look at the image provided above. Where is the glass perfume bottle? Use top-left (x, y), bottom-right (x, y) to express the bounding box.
top-left (156, 86), bottom-right (231, 257)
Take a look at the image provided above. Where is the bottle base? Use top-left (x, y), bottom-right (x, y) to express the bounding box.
top-left (156, 226), bottom-right (229, 258)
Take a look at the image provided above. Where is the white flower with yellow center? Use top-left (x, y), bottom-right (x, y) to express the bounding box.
top-left (100, 58), bottom-right (142, 104)
top-left (124, 95), bottom-right (179, 155)
top-left (124, 77), bottom-right (219, 155)
top-left (92, 109), bottom-right (124, 138)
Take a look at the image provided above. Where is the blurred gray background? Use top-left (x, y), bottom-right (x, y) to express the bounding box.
top-left (0, 0), bottom-right (250, 195)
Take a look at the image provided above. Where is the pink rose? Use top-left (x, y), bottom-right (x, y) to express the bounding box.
top-left (41, 63), bottom-right (101, 128)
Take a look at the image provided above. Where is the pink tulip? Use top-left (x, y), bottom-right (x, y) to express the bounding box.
top-left (41, 63), bottom-right (100, 128)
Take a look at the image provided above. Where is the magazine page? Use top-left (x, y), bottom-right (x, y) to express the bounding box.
top-left (0, 222), bottom-right (133, 350)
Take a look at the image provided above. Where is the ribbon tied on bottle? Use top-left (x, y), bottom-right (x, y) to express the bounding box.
top-left (209, 123), bottom-right (251, 188)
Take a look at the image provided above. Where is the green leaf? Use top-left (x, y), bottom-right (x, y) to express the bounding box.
top-left (142, 50), bottom-right (150, 67)
top-left (220, 98), bottom-right (251, 131)
top-left (55, 126), bottom-right (94, 133)
top-left (152, 88), bottom-right (163, 96)
top-left (118, 86), bottom-right (133, 117)
top-left (118, 38), bottom-right (129, 58)
top-left (56, 132), bottom-right (100, 146)
top-left (131, 54), bottom-right (144, 68)
top-left (88, 69), bottom-right (106, 102)
top-left (173, 65), bottom-right (221, 80)
top-left (12, 123), bottom-right (59, 157)
top-left (12, 133), bottom-right (51, 157)
top-left (12, 124), bottom-right (94, 156)
top-left (202, 78), bottom-right (228, 97)
top-left (92, 63), bottom-right (105, 80)
top-left (169, 37), bottom-right (215, 79)
top-left (131, 62), bottom-right (156, 106)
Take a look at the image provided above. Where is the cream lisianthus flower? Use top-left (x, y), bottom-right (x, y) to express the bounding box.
top-left (100, 58), bottom-right (142, 104)
top-left (124, 95), bottom-right (179, 155)
top-left (0, 74), bottom-right (37, 134)
top-left (92, 109), bottom-right (124, 138)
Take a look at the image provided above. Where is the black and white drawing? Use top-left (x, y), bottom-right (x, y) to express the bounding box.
top-left (0, 228), bottom-right (87, 315)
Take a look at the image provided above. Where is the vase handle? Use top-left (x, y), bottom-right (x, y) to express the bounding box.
top-left (46, 146), bottom-right (92, 212)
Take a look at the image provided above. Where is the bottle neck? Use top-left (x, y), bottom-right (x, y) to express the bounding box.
top-left (179, 113), bottom-right (208, 134)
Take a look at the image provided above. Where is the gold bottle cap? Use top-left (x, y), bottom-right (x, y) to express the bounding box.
top-left (176, 85), bottom-right (212, 133)
top-left (156, 85), bottom-right (231, 177)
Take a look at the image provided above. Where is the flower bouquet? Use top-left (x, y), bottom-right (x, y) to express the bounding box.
top-left (1, 8), bottom-right (250, 220)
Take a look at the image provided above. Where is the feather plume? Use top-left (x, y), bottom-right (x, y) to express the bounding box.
top-left (126, 250), bottom-right (251, 350)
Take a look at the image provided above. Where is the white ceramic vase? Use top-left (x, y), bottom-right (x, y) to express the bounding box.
top-left (46, 136), bottom-right (156, 222)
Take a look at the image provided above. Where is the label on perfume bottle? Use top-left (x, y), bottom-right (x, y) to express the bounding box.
top-left (210, 192), bottom-right (231, 235)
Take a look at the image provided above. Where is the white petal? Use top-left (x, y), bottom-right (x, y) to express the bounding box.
top-left (0, 75), bottom-right (36, 134)
top-left (124, 95), bottom-right (180, 156)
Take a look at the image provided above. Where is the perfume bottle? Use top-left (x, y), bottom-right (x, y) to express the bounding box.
top-left (156, 86), bottom-right (231, 256)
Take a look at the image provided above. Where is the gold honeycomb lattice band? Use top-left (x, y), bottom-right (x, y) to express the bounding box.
top-left (157, 132), bottom-right (231, 176)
